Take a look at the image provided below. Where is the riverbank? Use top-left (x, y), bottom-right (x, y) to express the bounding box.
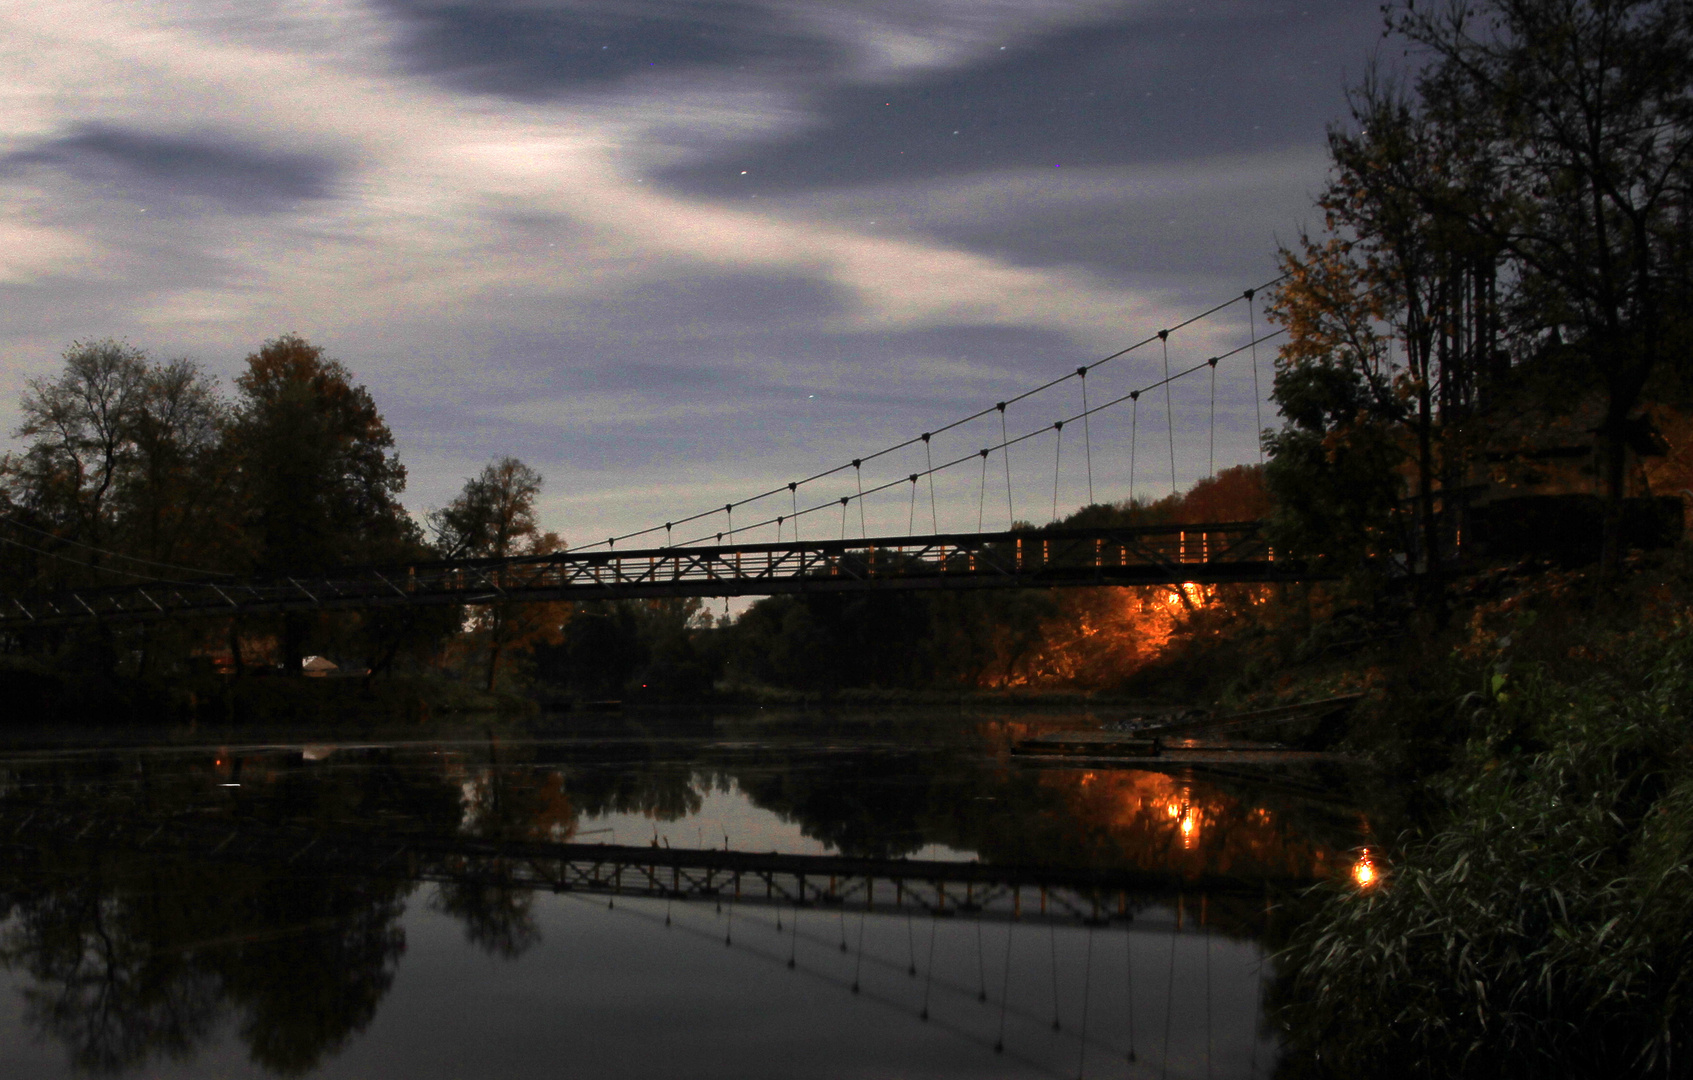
top-left (0, 658), bottom-right (536, 727)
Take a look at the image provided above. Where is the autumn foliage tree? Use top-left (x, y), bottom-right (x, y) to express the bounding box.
top-left (429, 456), bottom-right (566, 691)
top-left (228, 335), bottom-right (413, 574)
top-left (224, 335), bottom-right (421, 674)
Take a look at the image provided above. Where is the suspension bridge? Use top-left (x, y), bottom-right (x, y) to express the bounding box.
top-left (0, 279), bottom-right (1318, 631)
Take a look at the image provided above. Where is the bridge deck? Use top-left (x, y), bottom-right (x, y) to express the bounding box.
top-left (0, 522), bottom-right (1314, 629)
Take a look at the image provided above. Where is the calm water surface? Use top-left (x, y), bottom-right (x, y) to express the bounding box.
top-left (0, 712), bottom-right (1365, 1078)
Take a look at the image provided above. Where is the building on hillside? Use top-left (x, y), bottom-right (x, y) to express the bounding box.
top-left (1454, 392), bottom-right (1686, 562)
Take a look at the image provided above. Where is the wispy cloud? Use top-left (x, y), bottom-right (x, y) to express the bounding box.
top-left (0, 0), bottom-right (1365, 539)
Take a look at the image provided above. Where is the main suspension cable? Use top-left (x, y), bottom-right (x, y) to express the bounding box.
top-left (661, 329), bottom-right (1283, 547)
top-left (582, 275), bottom-right (1285, 551)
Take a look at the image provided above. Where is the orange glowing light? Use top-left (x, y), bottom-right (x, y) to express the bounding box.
top-left (1353, 851), bottom-right (1378, 888)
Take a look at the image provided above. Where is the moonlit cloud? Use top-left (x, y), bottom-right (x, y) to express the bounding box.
top-left (0, 0), bottom-right (1378, 543)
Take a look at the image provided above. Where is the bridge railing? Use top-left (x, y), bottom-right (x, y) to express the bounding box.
top-left (0, 522), bottom-right (1305, 629)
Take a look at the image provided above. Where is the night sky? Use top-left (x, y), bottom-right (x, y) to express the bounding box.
top-left (0, 1), bottom-right (1386, 548)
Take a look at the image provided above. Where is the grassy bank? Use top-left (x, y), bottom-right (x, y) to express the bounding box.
top-left (1220, 554), bottom-right (1693, 1075)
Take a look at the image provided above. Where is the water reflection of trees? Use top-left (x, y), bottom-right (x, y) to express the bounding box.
top-left (0, 749), bottom-right (455, 1076)
top-left (1, 845), bottom-right (408, 1076)
top-left (430, 742), bottom-right (576, 960)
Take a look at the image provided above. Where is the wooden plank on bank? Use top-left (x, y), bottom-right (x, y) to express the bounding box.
top-left (1141, 693), bottom-right (1365, 737)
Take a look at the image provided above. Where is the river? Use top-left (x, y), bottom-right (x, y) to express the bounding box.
top-left (0, 710), bottom-right (1368, 1079)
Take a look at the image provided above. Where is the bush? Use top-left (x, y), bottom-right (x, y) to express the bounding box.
top-left (1271, 631), bottom-right (1693, 1077)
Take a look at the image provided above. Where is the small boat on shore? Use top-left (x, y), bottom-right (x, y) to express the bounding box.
top-left (1012, 693), bottom-right (1366, 763)
top-left (1135, 693), bottom-right (1363, 738)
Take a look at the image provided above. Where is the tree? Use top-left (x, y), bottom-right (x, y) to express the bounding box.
top-left (4, 341), bottom-right (150, 580)
top-left (116, 358), bottom-right (228, 571)
top-left (1266, 237), bottom-right (1421, 574)
top-left (429, 457), bottom-right (565, 691)
top-left (428, 456), bottom-right (545, 561)
top-left (1268, 0), bottom-right (1693, 578)
top-left (2, 343), bottom-right (230, 673)
top-left (226, 335), bottom-right (416, 672)
top-left (1267, 71), bottom-right (1510, 583)
top-left (1389, 0), bottom-right (1693, 573)
top-left (229, 334), bottom-right (411, 572)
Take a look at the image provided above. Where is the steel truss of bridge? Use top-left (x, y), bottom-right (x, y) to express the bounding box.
top-left (0, 522), bottom-right (1314, 629)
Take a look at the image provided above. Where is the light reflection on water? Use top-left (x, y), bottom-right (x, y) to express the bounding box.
top-left (0, 716), bottom-right (1356, 1078)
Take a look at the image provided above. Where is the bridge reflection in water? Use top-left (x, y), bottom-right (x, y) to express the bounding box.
top-left (0, 724), bottom-right (1353, 1078)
